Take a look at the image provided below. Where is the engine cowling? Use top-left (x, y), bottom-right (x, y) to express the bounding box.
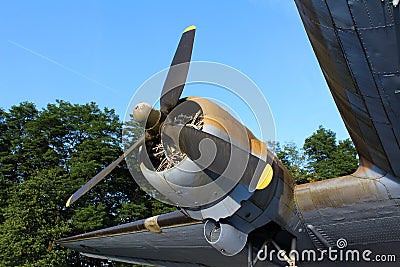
top-left (137, 97), bottom-right (295, 255)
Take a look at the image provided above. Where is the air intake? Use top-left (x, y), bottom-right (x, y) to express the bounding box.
top-left (204, 219), bottom-right (247, 256)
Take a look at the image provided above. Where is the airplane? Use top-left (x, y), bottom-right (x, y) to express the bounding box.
top-left (58, 0), bottom-right (400, 266)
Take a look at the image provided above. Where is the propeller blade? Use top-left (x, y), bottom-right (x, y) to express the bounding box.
top-left (160, 25), bottom-right (196, 114)
top-left (176, 125), bottom-right (274, 190)
top-left (66, 136), bottom-right (145, 207)
top-left (162, 124), bottom-right (268, 188)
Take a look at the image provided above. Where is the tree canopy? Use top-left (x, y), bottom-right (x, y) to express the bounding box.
top-left (274, 125), bottom-right (358, 184)
top-left (0, 101), bottom-right (175, 266)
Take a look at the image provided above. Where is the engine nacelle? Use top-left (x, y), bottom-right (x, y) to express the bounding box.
top-left (137, 97), bottom-right (295, 256)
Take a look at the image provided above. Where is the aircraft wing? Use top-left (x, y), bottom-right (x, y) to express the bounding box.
top-left (294, 0), bottom-right (400, 177)
top-left (57, 211), bottom-right (277, 266)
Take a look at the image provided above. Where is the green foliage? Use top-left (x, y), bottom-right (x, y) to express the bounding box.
top-left (71, 204), bottom-right (108, 232)
top-left (0, 100), bottom-right (174, 266)
top-left (0, 168), bottom-right (71, 266)
top-left (275, 125), bottom-right (358, 184)
top-left (274, 142), bottom-right (308, 184)
top-left (303, 126), bottom-right (358, 181)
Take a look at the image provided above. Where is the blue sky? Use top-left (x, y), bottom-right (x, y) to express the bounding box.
top-left (0, 1), bottom-right (349, 146)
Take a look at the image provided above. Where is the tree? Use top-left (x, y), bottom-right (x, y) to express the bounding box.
top-left (303, 126), bottom-right (358, 181)
top-left (275, 142), bottom-right (309, 184)
top-left (0, 100), bottom-right (175, 266)
top-left (0, 102), bottom-right (73, 266)
top-left (0, 168), bottom-right (71, 266)
top-left (274, 126), bottom-right (358, 184)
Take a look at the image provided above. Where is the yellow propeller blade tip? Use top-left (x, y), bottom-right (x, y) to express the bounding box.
top-left (66, 195), bottom-right (73, 208)
top-left (183, 25), bottom-right (196, 33)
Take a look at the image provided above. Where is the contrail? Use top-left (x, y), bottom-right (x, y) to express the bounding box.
top-left (8, 40), bottom-right (118, 94)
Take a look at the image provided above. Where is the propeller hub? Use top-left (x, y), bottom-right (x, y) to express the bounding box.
top-left (133, 102), bottom-right (161, 130)
top-left (133, 102), bottom-right (152, 122)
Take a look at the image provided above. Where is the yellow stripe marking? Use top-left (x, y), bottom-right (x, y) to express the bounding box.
top-left (183, 25), bottom-right (196, 33)
top-left (144, 215), bottom-right (162, 233)
top-left (66, 196), bottom-right (72, 208)
top-left (256, 164), bottom-right (273, 190)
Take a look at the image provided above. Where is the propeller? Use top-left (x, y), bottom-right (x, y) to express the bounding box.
top-left (65, 26), bottom-right (196, 207)
top-left (160, 25), bottom-right (196, 114)
top-left (133, 25), bottom-right (196, 127)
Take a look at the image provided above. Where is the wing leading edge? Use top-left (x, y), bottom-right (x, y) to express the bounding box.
top-left (57, 211), bottom-right (270, 267)
top-left (295, 0), bottom-right (400, 177)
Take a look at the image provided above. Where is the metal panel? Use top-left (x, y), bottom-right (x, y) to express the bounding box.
top-left (380, 73), bottom-right (400, 141)
top-left (374, 122), bottom-right (400, 175)
top-left (348, 0), bottom-right (395, 29)
top-left (296, 174), bottom-right (400, 252)
top-left (326, 0), bottom-right (354, 29)
top-left (345, 90), bottom-right (368, 115)
top-left (363, 97), bottom-right (390, 124)
top-left (236, 200), bottom-right (263, 222)
top-left (358, 26), bottom-right (400, 74)
top-left (336, 29), bottom-right (380, 98)
top-left (380, 74), bottom-right (400, 118)
top-left (300, 0), bottom-right (334, 28)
